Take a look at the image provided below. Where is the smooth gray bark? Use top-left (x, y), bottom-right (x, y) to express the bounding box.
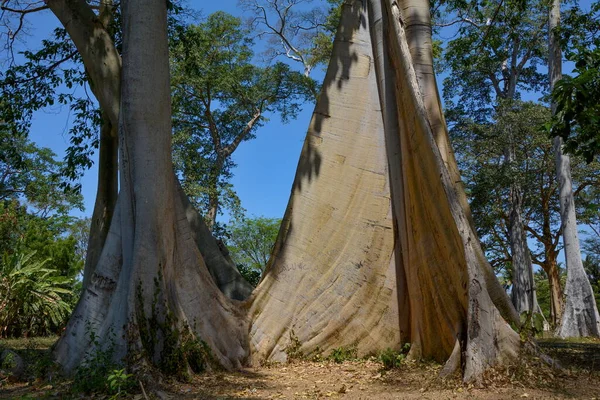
top-left (549, 0), bottom-right (600, 337)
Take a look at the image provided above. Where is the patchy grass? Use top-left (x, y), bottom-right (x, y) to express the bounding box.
top-left (0, 337), bottom-right (57, 352)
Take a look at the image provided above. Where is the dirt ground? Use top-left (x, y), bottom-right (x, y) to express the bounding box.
top-left (165, 358), bottom-right (600, 400)
top-left (1, 338), bottom-right (600, 399)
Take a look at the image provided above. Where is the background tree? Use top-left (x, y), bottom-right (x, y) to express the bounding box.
top-left (438, 0), bottom-right (548, 317)
top-left (226, 216), bottom-right (281, 286)
top-left (240, 0), bottom-right (344, 79)
top-left (551, 1), bottom-right (600, 162)
top-left (549, 0), bottom-right (600, 337)
top-left (170, 12), bottom-right (314, 231)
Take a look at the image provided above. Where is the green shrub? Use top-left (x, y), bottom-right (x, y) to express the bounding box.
top-left (379, 343), bottom-right (411, 370)
top-left (327, 346), bottom-right (357, 363)
top-left (284, 330), bottom-right (304, 361)
top-left (72, 326), bottom-right (121, 395)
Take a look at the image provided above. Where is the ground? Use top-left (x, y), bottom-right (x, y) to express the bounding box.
top-left (1, 337), bottom-right (599, 399)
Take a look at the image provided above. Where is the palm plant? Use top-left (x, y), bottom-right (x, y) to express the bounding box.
top-left (0, 251), bottom-right (74, 337)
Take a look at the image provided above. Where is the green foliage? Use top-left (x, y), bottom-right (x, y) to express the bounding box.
top-left (226, 216), bottom-right (281, 286)
top-left (439, 0), bottom-right (547, 119)
top-left (0, 27), bottom-right (100, 188)
top-left (72, 326), bottom-right (122, 395)
top-left (170, 12), bottom-right (314, 222)
top-left (236, 264), bottom-right (262, 287)
top-left (327, 345), bottom-right (358, 363)
top-left (107, 368), bottom-right (135, 399)
top-left (550, 1), bottom-right (600, 161)
top-left (0, 251), bottom-right (74, 337)
top-left (285, 330), bottom-right (304, 361)
top-left (450, 102), bottom-right (554, 273)
top-left (519, 311), bottom-right (545, 339)
top-left (378, 343), bottom-right (411, 370)
top-left (0, 129), bottom-right (83, 214)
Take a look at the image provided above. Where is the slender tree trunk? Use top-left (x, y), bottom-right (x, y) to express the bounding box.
top-left (549, 0), bottom-right (600, 337)
top-left (82, 114), bottom-right (118, 288)
top-left (205, 174), bottom-right (220, 232)
top-left (508, 182), bottom-right (539, 315)
top-left (543, 258), bottom-right (563, 328)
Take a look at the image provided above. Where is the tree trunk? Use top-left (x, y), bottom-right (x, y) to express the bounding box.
top-left (48, 0), bottom-right (121, 129)
top-left (508, 182), bottom-right (539, 315)
top-left (205, 174), bottom-right (220, 232)
top-left (543, 258), bottom-right (563, 328)
top-left (549, 0), bottom-right (600, 337)
top-left (248, 0), bottom-right (520, 383)
top-left (397, 0), bottom-right (518, 325)
top-left (248, 1), bottom-right (403, 362)
top-left (54, 0), bottom-right (249, 373)
top-left (82, 114), bottom-right (118, 289)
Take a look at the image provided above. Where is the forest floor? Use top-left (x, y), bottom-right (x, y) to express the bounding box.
top-left (1, 337), bottom-right (599, 399)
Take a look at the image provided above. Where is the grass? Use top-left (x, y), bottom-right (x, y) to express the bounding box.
top-left (0, 336), bottom-right (58, 352)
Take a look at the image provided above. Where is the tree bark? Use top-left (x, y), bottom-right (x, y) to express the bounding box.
top-left (248, 0), bottom-right (520, 383)
top-left (397, 0), bottom-right (519, 326)
top-left (549, 0), bottom-right (600, 337)
top-left (82, 114), bottom-right (118, 289)
top-left (249, 1), bottom-right (402, 362)
top-left (47, 0), bottom-right (121, 132)
top-left (508, 181), bottom-right (539, 315)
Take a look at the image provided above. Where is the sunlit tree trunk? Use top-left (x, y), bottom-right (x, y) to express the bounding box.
top-left (549, 0), bottom-right (600, 337)
top-left (249, 0), bottom-right (520, 383)
top-left (48, 0), bottom-right (252, 299)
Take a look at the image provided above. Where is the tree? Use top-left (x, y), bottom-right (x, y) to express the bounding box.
top-left (170, 13), bottom-right (314, 230)
top-left (226, 216), bottom-right (281, 284)
top-left (240, 0), bottom-right (344, 78)
top-left (451, 101), bottom-right (566, 325)
top-left (551, 1), bottom-right (600, 162)
top-left (7, 0), bottom-right (522, 384)
top-left (549, 0), bottom-right (600, 337)
top-left (252, 0), bottom-right (520, 382)
top-left (438, 0), bottom-right (549, 318)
